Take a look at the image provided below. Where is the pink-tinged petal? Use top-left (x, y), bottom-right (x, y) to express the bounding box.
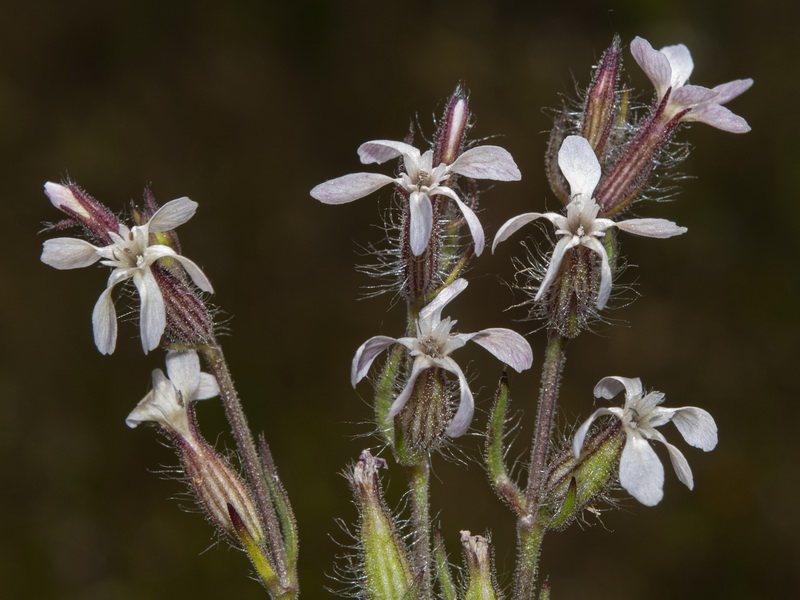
top-left (440, 358), bottom-right (474, 437)
top-left (630, 36), bottom-right (672, 97)
top-left (44, 182), bottom-right (91, 218)
top-left (387, 359), bottom-right (427, 419)
top-left (712, 79), bottom-right (753, 104)
top-left (492, 213), bottom-right (547, 252)
top-left (593, 376), bottom-right (643, 401)
top-left (92, 283), bottom-right (120, 355)
top-left (351, 335), bottom-right (398, 386)
top-left (671, 407), bottom-right (718, 451)
top-left (669, 84), bottom-right (718, 108)
top-left (582, 236), bottom-right (612, 308)
top-left (619, 431), bottom-right (664, 506)
top-left (420, 278), bottom-right (468, 324)
top-left (684, 103), bottom-right (751, 133)
top-left (408, 191), bottom-right (434, 256)
top-left (165, 350), bottom-right (201, 395)
top-left (450, 145), bottom-right (521, 181)
top-left (558, 136), bottom-right (601, 200)
top-left (447, 191), bottom-right (486, 255)
top-left (133, 269), bottom-right (166, 353)
top-left (148, 197), bottom-right (197, 232)
top-left (469, 328), bottom-right (532, 372)
top-left (41, 238), bottom-right (101, 269)
top-left (535, 235), bottom-right (578, 302)
top-left (614, 218), bottom-right (687, 238)
top-left (663, 441), bottom-right (694, 489)
top-left (311, 172), bottom-right (395, 204)
top-left (573, 407), bottom-right (617, 457)
top-left (358, 140), bottom-right (419, 164)
top-left (660, 43), bottom-right (694, 87)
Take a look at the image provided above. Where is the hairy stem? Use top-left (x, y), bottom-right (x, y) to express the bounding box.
top-left (406, 460), bottom-right (432, 599)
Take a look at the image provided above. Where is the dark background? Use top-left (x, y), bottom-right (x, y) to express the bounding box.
top-left (2, 0), bottom-right (797, 598)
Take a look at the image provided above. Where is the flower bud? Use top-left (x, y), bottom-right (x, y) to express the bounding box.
top-left (395, 367), bottom-right (450, 464)
top-left (581, 36), bottom-right (622, 159)
top-left (433, 86), bottom-right (471, 167)
top-left (349, 450), bottom-right (414, 600)
top-left (461, 531), bottom-right (500, 600)
top-left (44, 181), bottom-right (121, 245)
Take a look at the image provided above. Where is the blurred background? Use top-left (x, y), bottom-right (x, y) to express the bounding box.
top-left (2, 0), bottom-right (797, 598)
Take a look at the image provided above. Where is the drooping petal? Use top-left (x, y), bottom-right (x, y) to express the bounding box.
top-left (582, 235), bottom-right (613, 309)
top-left (41, 237), bottom-right (101, 269)
top-left (444, 188), bottom-right (486, 255)
top-left (630, 36), bottom-right (673, 98)
top-left (387, 359), bottom-right (427, 419)
top-left (351, 335), bottom-right (398, 386)
top-left (534, 235), bottom-right (579, 301)
top-left (171, 253), bottom-right (215, 293)
top-left (468, 328), bottom-right (533, 372)
top-left (671, 406), bottom-right (718, 451)
top-left (558, 136), bottom-right (602, 200)
top-left (660, 43), bottom-right (694, 88)
top-left (133, 268), bottom-right (166, 353)
top-left (44, 182), bottom-right (92, 219)
top-left (92, 272), bottom-right (127, 355)
top-left (593, 376), bottom-right (643, 401)
top-left (450, 145), bottom-right (522, 181)
top-left (310, 172), bottom-right (395, 204)
top-left (419, 278), bottom-right (469, 326)
top-left (663, 441), bottom-right (694, 489)
top-left (148, 197), bottom-right (198, 232)
top-left (613, 218), bottom-right (687, 238)
top-left (619, 431), bottom-right (665, 506)
top-left (572, 407), bottom-right (617, 457)
top-left (492, 213), bottom-right (548, 252)
top-left (358, 140), bottom-right (419, 164)
top-left (440, 357), bottom-right (474, 437)
top-left (684, 103), bottom-right (752, 133)
top-left (408, 191), bottom-right (434, 256)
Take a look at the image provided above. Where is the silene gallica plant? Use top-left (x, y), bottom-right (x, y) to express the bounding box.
top-left (40, 35), bottom-right (751, 599)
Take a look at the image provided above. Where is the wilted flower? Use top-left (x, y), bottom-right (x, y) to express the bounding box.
top-left (311, 139), bottom-right (521, 256)
top-left (41, 183), bottom-right (213, 354)
top-left (351, 278), bottom-right (532, 437)
top-left (493, 135), bottom-right (686, 309)
top-left (572, 375), bottom-right (718, 506)
top-left (630, 36), bottom-right (753, 133)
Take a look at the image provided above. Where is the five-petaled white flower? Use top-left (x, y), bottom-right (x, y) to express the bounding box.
top-left (631, 36), bottom-right (753, 133)
top-left (310, 139), bottom-right (521, 256)
top-left (573, 375), bottom-right (718, 506)
top-left (351, 278), bottom-right (532, 437)
top-left (126, 350), bottom-right (220, 440)
top-left (41, 182), bottom-right (213, 355)
top-left (492, 135), bottom-right (687, 309)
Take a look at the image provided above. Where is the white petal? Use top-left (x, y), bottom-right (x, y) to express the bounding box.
top-left (447, 190), bottom-right (485, 256)
top-left (133, 269), bottom-right (166, 353)
top-left (147, 197), bottom-right (198, 232)
top-left (660, 43), bottom-right (694, 88)
top-left (419, 278), bottom-right (468, 325)
top-left (387, 359), bottom-right (427, 419)
top-left (593, 376), bottom-right (643, 401)
top-left (663, 441), bottom-right (694, 489)
top-left (44, 182), bottom-right (92, 218)
top-left (468, 328), bottom-right (532, 372)
top-left (572, 408), bottom-right (616, 457)
top-left (684, 103), bottom-right (751, 133)
top-left (614, 218), bottom-right (687, 238)
top-left (581, 236), bottom-right (613, 309)
top-left (671, 407), bottom-right (718, 451)
top-left (171, 253), bottom-right (214, 293)
top-left (358, 140), bottom-right (419, 164)
top-left (441, 358), bottom-right (474, 437)
top-left (310, 172), bottom-right (395, 204)
top-left (408, 192), bottom-right (434, 256)
top-left (492, 213), bottom-right (547, 253)
top-left (558, 136), bottom-right (601, 200)
top-left (450, 145), bottom-right (521, 181)
top-left (195, 373), bottom-right (220, 400)
top-left (619, 432), bottom-right (664, 506)
top-left (41, 238), bottom-right (101, 269)
top-left (92, 283), bottom-right (121, 355)
top-left (630, 36), bottom-right (673, 98)
top-left (165, 350), bottom-right (202, 396)
top-left (351, 336), bottom-right (398, 386)
top-left (535, 235), bottom-right (578, 302)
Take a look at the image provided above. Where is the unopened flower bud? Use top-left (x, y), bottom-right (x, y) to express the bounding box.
top-left (349, 450), bottom-right (414, 600)
top-left (434, 87), bottom-right (471, 167)
top-left (581, 36), bottom-right (622, 158)
top-left (395, 367), bottom-right (450, 463)
top-left (460, 531), bottom-right (500, 600)
top-left (44, 182), bottom-right (121, 245)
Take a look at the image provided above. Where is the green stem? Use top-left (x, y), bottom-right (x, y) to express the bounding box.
top-left (513, 518), bottom-right (546, 600)
top-left (406, 460), bottom-right (432, 599)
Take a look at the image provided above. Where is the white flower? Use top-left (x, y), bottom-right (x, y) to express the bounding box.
top-left (573, 375), bottom-right (718, 506)
top-left (126, 350), bottom-right (220, 440)
top-left (351, 278), bottom-right (532, 437)
top-left (493, 136), bottom-right (687, 309)
top-left (630, 36), bottom-right (753, 133)
top-left (310, 139), bottom-right (521, 256)
top-left (41, 183), bottom-right (214, 355)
